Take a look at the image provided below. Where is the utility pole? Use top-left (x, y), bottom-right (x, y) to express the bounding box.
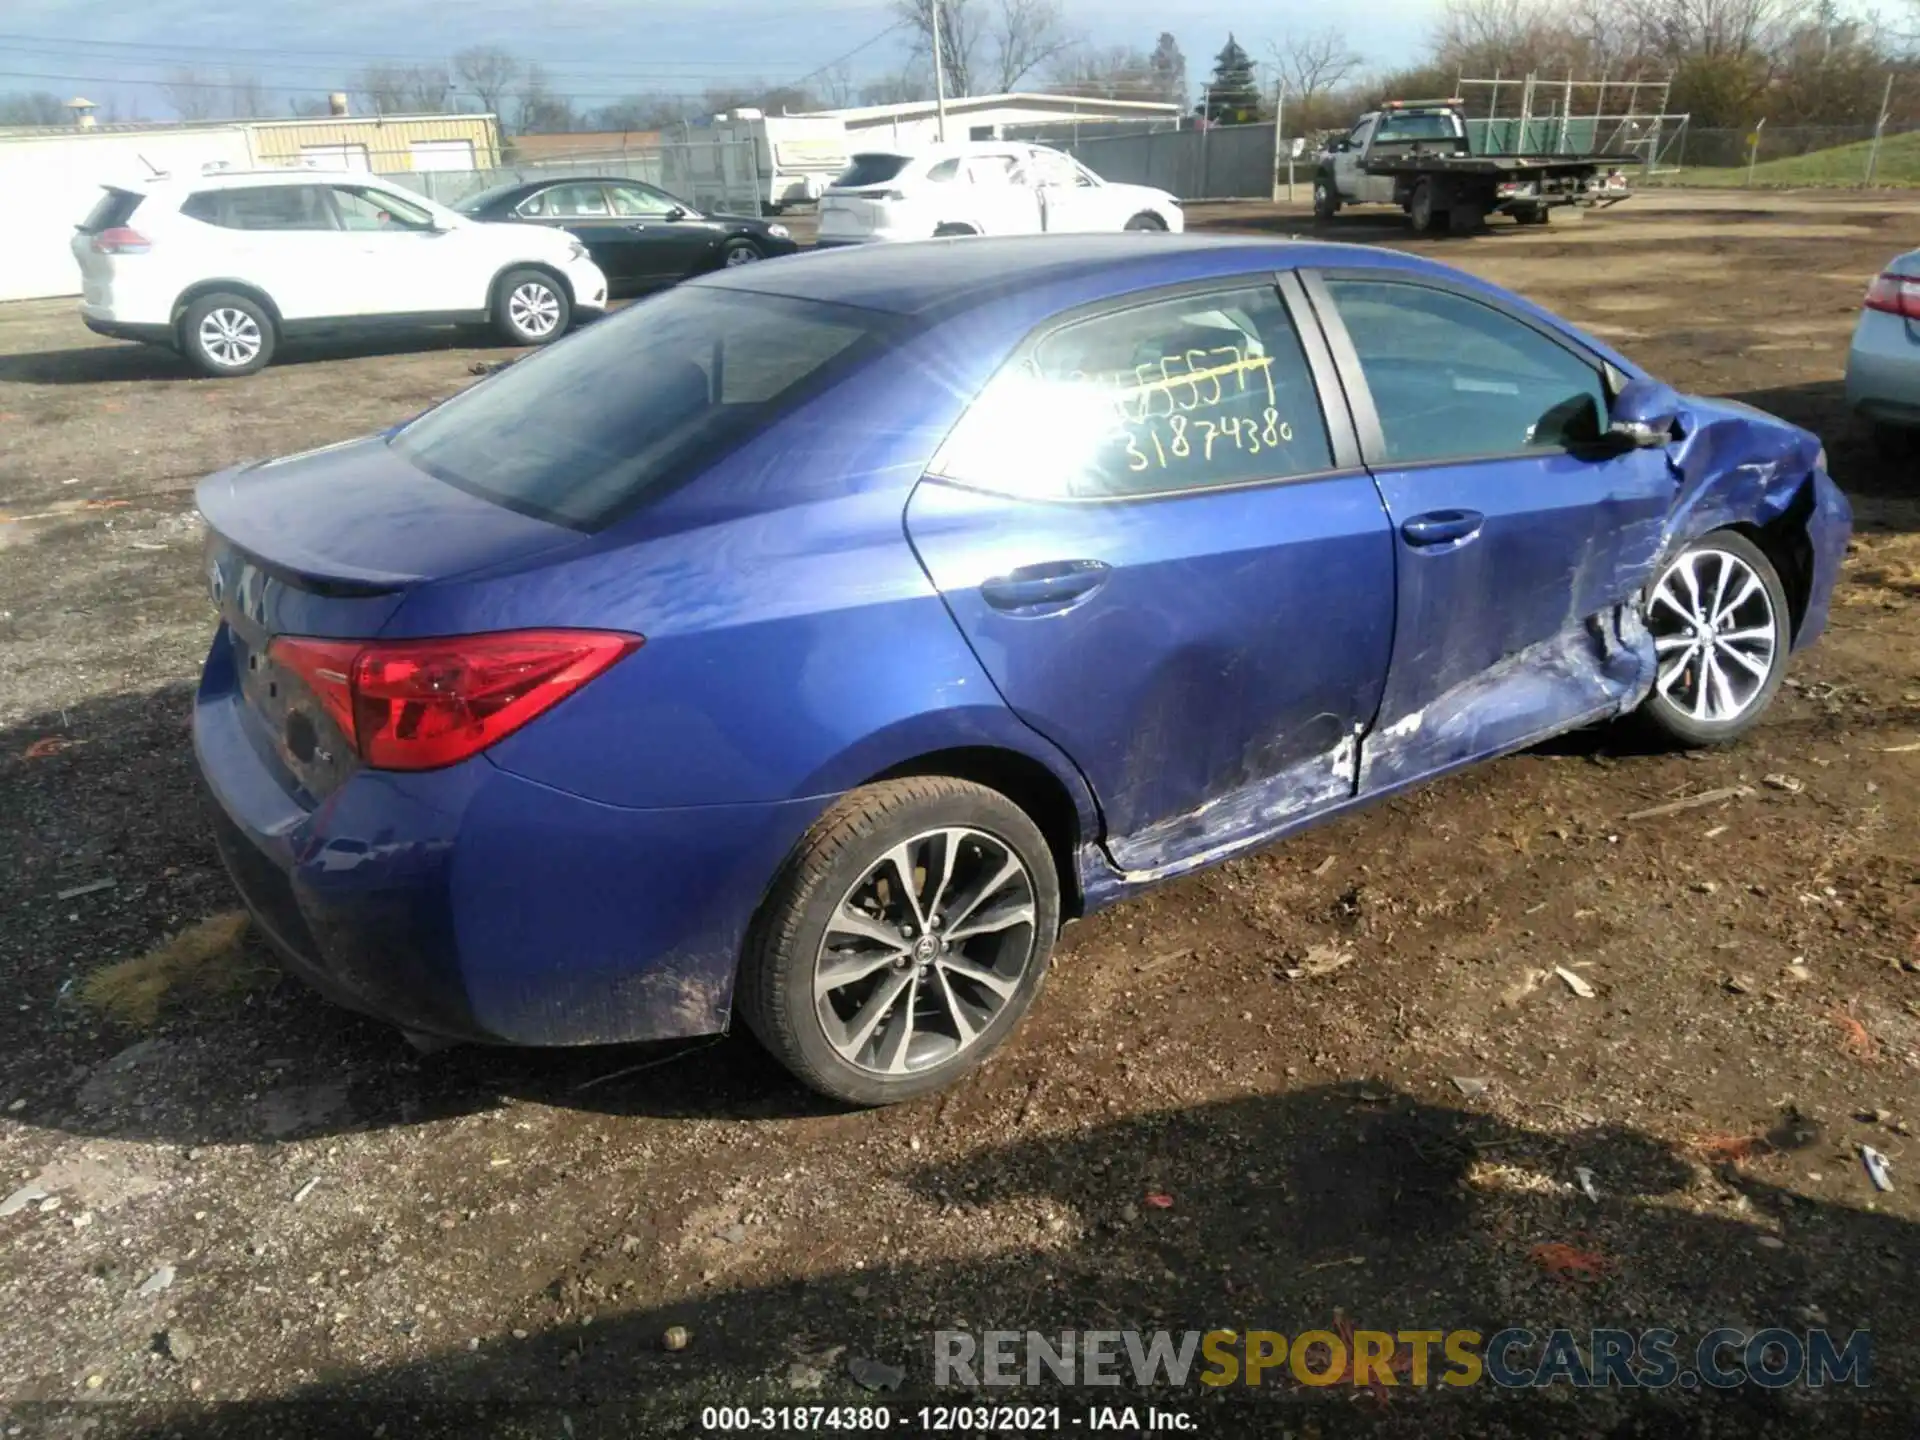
top-left (1865, 71), bottom-right (1894, 186)
top-left (931, 0), bottom-right (949, 143)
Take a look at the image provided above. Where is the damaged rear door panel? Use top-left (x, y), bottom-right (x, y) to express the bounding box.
top-left (1304, 270), bottom-right (1675, 792)
top-left (904, 276), bottom-right (1395, 878)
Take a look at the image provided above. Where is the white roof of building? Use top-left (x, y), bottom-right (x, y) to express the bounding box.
top-left (804, 91), bottom-right (1180, 124)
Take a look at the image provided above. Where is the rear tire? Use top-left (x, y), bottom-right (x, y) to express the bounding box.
top-left (1124, 211), bottom-right (1167, 231)
top-left (491, 268), bottom-right (570, 347)
top-left (1408, 179), bottom-right (1445, 234)
top-left (737, 778), bottom-right (1061, 1107)
top-left (1449, 200), bottom-right (1486, 235)
top-left (180, 293), bottom-right (275, 378)
top-left (1636, 530), bottom-right (1790, 748)
top-left (932, 223), bottom-right (977, 238)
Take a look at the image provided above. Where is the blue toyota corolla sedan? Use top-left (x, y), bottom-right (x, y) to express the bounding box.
top-left (194, 234), bottom-right (1851, 1105)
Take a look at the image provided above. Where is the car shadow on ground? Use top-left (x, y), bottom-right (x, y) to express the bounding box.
top-left (66, 1083), bottom-right (1919, 1438)
top-left (0, 330), bottom-right (506, 386)
top-left (0, 683), bottom-right (859, 1151)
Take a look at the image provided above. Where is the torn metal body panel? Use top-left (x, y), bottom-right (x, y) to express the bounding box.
top-left (1073, 390), bottom-right (1848, 910)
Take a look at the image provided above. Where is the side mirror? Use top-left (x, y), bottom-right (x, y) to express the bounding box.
top-left (1608, 376), bottom-right (1681, 448)
top-left (664, 205), bottom-right (688, 221)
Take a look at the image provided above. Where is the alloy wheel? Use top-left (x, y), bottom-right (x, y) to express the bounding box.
top-left (813, 827), bottom-right (1037, 1076)
top-left (198, 308), bottom-right (263, 368)
top-left (507, 282), bottom-right (561, 338)
top-left (724, 246), bottom-right (759, 266)
top-left (1647, 546), bottom-right (1780, 724)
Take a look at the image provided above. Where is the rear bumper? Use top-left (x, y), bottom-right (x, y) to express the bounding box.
top-left (1845, 310), bottom-right (1920, 426)
top-left (193, 627), bottom-right (826, 1046)
top-left (80, 312), bottom-right (173, 346)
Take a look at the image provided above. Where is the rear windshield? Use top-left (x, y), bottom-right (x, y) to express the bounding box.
top-left (390, 288), bottom-right (894, 530)
top-left (833, 154), bottom-right (911, 188)
top-left (1375, 113), bottom-right (1461, 142)
top-left (78, 188), bottom-right (143, 233)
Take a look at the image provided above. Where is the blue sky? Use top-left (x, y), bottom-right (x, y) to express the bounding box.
top-left (0, 0), bottom-right (1438, 118)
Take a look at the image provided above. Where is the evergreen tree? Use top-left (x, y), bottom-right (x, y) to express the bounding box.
top-left (1149, 32), bottom-right (1188, 109)
top-left (1203, 34), bottom-right (1261, 124)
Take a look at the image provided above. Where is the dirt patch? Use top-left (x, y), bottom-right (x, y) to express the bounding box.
top-left (1, 194), bottom-right (1918, 1435)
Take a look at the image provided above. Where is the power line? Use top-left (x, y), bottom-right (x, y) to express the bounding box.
top-left (0, 28), bottom-right (895, 72)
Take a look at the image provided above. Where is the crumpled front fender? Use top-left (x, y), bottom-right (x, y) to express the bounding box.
top-left (1661, 398), bottom-right (1852, 651)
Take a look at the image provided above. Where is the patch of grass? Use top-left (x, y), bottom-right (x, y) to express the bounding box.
top-left (75, 911), bottom-right (260, 1028)
top-left (1654, 130), bottom-right (1920, 189)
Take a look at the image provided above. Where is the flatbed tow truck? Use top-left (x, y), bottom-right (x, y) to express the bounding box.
top-left (1313, 97), bottom-right (1632, 234)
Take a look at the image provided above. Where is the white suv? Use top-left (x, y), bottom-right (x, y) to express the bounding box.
top-left (816, 142), bottom-right (1183, 247)
top-left (72, 169), bottom-right (609, 377)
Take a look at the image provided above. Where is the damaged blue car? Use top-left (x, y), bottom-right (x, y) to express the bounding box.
top-left (193, 234), bottom-right (1850, 1105)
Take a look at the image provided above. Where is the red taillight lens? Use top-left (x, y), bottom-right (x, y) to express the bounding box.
top-left (91, 226), bottom-right (151, 254)
top-left (1864, 272), bottom-right (1920, 320)
top-left (268, 630), bottom-right (641, 772)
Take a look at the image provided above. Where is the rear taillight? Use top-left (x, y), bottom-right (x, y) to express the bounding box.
top-left (269, 629), bottom-right (640, 772)
top-left (90, 226), bottom-right (151, 254)
top-left (1864, 272), bottom-right (1920, 320)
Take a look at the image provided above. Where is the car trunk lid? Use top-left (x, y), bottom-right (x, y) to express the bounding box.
top-left (198, 436), bottom-right (590, 804)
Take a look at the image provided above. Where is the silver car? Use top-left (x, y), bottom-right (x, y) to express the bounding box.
top-left (1845, 248), bottom-right (1920, 450)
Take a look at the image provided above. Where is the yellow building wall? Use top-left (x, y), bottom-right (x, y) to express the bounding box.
top-left (247, 115), bottom-right (501, 173)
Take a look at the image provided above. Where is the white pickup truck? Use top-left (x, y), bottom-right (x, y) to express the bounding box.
top-left (1314, 99), bottom-right (1630, 234)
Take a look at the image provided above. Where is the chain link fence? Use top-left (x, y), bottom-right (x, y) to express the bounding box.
top-left (1656, 124), bottom-right (1920, 186)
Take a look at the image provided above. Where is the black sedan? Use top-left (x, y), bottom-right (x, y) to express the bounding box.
top-left (455, 177), bottom-right (798, 296)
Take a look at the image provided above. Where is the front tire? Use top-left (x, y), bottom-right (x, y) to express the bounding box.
top-left (1638, 530), bottom-right (1790, 747)
top-left (737, 778), bottom-right (1061, 1107)
top-left (1313, 176), bottom-right (1340, 220)
top-left (1124, 211), bottom-right (1167, 231)
top-left (180, 293), bottom-right (275, 378)
top-left (720, 238), bottom-right (762, 267)
top-left (492, 269), bottom-right (570, 347)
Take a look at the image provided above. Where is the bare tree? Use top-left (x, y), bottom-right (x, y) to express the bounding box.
top-left (454, 46), bottom-right (521, 120)
top-left (1270, 30), bottom-right (1364, 103)
top-left (892, 0), bottom-right (1071, 95)
top-left (513, 62), bottom-right (575, 133)
top-left (1048, 45), bottom-right (1159, 99)
top-left (990, 0), bottom-right (1076, 89)
top-left (225, 70), bottom-right (269, 119)
top-left (818, 61), bottom-right (859, 108)
top-left (162, 66), bottom-right (219, 121)
top-left (858, 70), bottom-right (934, 104)
top-left (894, 0), bottom-right (984, 95)
top-left (356, 62), bottom-right (453, 115)
top-left (0, 90), bottom-right (68, 125)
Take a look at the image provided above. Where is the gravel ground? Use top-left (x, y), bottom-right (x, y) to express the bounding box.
top-left (0, 191), bottom-right (1917, 1439)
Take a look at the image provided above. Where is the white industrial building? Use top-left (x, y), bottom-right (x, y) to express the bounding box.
top-left (807, 92), bottom-right (1183, 149)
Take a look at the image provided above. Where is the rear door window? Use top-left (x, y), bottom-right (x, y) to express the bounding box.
top-left (519, 183), bottom-right (613, 219)
top-left (182, 186), bottom-right (338, 231)
top-left (78, 188), bottom-right (143, 233)
top-left (390, 289), bottom-right (896, 529)
top-left (934, 283), bottom-right (1335, 500)
top-left (834, 154), bottom-right (911, 188)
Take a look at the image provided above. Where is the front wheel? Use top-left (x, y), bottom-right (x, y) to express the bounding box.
top-left (1638, 531), bottom-right (1790, 747)
top-left (720, 238), bottom-right (762, 267)
top-left (1124, 211), bottom-right (1167, 232)
top-left (737, 778), bottom-right (1061, 1106)
top-left (1313, 177), bottom-right (1339, 220)
top-left (491, 269), bottom-right (571, 347)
